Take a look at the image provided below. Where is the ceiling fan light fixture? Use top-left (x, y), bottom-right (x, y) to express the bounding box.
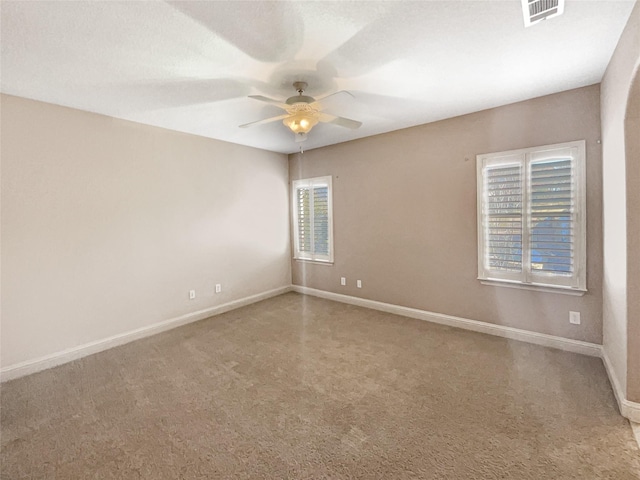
top-left (283, 113), bottom-right (318, 134)
top-left (243, 82), bottom-right (361, 139)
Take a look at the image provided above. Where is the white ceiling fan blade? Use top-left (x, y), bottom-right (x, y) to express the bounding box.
top-left (309, 91), bottom-right (355, 111)
top-left (248, 95), bottom-right (289, 110)
top-left (108, 78), bottom-right (251, 114)
top-left (318, 113), bottom-right (362, 129)
top-left (167, 1), bottom-right (303, 62)
top-left (239, 114), bottom-right (289, 129)
top-left (316, 3), bottom-right (428, 77)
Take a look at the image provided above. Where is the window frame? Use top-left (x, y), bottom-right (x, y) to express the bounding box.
top-left (476, 140), bottom-right (586, 294)
top-left (292, 175), bottom-right (334, 264)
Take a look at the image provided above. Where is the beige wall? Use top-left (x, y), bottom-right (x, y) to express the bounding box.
top-left (1, 94), bottom-right (291, 368)
top-left (290, 85), bottom-right (603, 344)
top-left (600, 1), bottom-right (640, 402)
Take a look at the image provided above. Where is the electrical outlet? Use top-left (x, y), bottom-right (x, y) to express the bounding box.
top-left (215, 284), bottom-right (222, 293)
top-left (357, 280), bottom-right (362, 288)
top-left (340, 277), bottom-right (346, 286)
top-left (189, 290), bottom-right (196, 300)
top-left (569, 311), bottom-right (581, 325)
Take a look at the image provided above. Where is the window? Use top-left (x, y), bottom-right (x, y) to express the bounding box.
top-left (292, 176), bottom-right (333, 263)
top-left (477, 140), bottom-right (586, 293)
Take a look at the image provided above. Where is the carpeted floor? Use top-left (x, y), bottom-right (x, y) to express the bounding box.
top-left (2, 292), bottom-right (639, 479)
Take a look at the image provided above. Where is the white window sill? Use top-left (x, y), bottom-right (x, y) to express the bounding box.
top-left (294, 258), bottom-right (334, 266)
top-left (479, 279), bottom-right (587, 296)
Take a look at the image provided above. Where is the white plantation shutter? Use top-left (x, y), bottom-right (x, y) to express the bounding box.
top-left (477, 141), bottom-right (586, 292)
top-left (292, 176), bottom-right (333, 262)
top-left (529, 158), bottom-right (574, 276)
top-left (296, 187), bottom-right (312, 254)
top-left (483, 162), bottom-right (523, 277)
top-left (312, 187), bottom-right (330, 256)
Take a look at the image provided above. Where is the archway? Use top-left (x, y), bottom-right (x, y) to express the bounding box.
top-left (625, 67), bottom-right (640, 403)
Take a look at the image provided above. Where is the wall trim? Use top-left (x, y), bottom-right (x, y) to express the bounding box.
top-left (292, 285), bottom-right (602, 357)
top-left (602, 350), bottom-right (640, 423)
top-left (0, 285), bottom-right (292, 382)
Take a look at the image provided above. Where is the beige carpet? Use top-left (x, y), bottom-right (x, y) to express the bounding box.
top-left (2, 292), bottom-right (639, 479)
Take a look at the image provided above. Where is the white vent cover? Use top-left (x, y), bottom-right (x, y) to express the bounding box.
top-left (521, 0), bottom-right (565, 27)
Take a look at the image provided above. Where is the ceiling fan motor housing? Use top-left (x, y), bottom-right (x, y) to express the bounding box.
top-left (286, 95), bottom-right (315, 105)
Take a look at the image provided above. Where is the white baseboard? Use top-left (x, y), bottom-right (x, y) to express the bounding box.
top-left (0, 285), bottom-right (292, 382)
top-left (6, 283), bottom-right (640, 426)
top-left (602, 350), bottom-right (640, 423)
top-left (292, 286), bottom-right (640, 423)
top-left (292, 286), bottom-right (602, 357)
top-left (626, 403), bottom-right (640, 425)
top-left (631, 422), bottom-right (640, 448)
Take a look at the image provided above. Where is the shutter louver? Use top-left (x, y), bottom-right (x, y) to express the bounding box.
top-left (529, 158), bottom-right (573, 276)
top-left (483, 164), bottom-right (523, 272)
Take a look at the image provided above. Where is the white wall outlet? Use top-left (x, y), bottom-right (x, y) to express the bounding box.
top-left (357, 280), bottom-right (362, 288)
top-left (569, 311), bottom-right (581, 325)
top-left (215, 284), bottom-right (222, 293)
top-left (340, 277), bottom-right (346, 286)
top-left (189, 290), bottom-right (196, 300)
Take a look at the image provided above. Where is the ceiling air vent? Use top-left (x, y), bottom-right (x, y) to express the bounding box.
top-left (521, 0), bottom-right (565, 27)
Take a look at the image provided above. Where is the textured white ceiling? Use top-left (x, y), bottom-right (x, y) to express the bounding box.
top-left (1, 1), bottom-right (635, 154)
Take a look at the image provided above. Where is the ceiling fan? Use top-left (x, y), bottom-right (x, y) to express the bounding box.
top-left (239, 82), bottom-right (362, 142)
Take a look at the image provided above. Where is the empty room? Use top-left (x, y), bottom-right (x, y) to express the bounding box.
top-left (1, 0), bottom-right (640, 478)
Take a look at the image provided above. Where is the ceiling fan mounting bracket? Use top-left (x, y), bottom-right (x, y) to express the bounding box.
top-left (292, 81), bottom-right (308, 94)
